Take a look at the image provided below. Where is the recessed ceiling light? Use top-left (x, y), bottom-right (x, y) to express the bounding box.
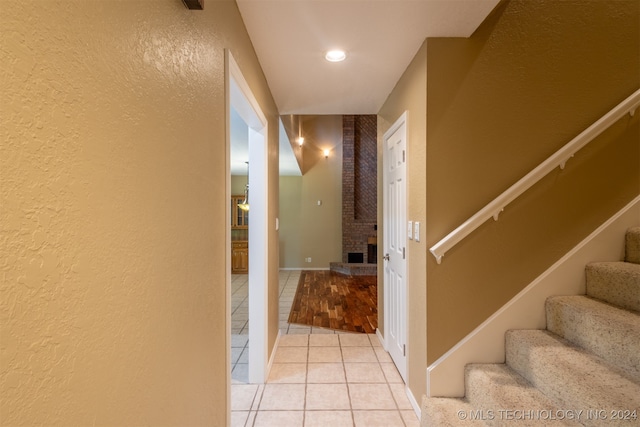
top-left (325, 50), bottom-right (347, 62)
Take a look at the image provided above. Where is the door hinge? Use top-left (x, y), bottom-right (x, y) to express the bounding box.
top-left (403, 344), bottom-right (406, 356)
top-left (403, 150), bottom-right (406, 162)
top-left (403, 247), bottom-right (405, 259)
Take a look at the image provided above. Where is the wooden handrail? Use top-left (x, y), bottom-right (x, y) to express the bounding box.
top-left (430, 88), bottom-right (640, 264)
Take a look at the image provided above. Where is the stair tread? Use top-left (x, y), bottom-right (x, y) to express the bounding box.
top-left (466, 364), bottom-right (582, 426)
top-left (546, 295), bottom-right (640, 383)
top-left (547, 295), bottom-right (640, 330)
top-left (422, 397), bottom-right (488, 426)
top-left (506, 330), bottom-right (640, 415)
top-left (587, 260), bottom-right (640, 273)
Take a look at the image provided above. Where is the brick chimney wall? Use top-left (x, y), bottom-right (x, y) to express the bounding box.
top-left (342, 115), bottom-right (378, 263)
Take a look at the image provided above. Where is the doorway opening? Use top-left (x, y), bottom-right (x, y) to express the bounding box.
top-left (227, 50), bottom-right (269, 387)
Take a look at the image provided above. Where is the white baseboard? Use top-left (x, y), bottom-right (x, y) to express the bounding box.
top-left (376, 328), bottom-right (386, 350)
top-left (279, 267), bottom-right (330, 271)
top-left (426, 195), bottom-right (640, 397)
top-left (377, 327), bottom-right (421, 419)
top-left (265, 330), bottom-right (282, 382)
top-left (406, 384), bottom-right (422, 420)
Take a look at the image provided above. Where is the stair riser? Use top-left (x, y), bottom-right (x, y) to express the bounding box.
top-left (625, 227), bottom-right (640, 264)
top-left (546, 297), bottom-right (640, 383)
top-left (585, 262), bottom-right (640, 312)
top-left (465, 371), bottom-right (511, 427)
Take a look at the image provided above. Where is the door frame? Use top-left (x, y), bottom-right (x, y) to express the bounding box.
top-left (226, 50), bottom-right (270, 390)
top-left (382, 111), bottom-right (408, 382)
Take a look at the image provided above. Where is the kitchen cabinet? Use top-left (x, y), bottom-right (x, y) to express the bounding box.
top-left (231, 195), bottom-right (249, 228)
top-left (231, 195), bottom-right (249, 274)
top-left (232, 241), bottom-right (248, 274)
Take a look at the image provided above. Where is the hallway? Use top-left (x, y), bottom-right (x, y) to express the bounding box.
top-left (231, 271), bottom-right (419, 426)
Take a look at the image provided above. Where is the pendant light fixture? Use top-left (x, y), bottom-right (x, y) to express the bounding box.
top-left (238, 162), bottom-right (250, 211)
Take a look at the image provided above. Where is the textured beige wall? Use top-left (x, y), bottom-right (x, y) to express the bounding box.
top-left (0, 1), bottom-right (279, 425)
top-left (426, 0), bottom-right (640, 363)
top-left (377, 41), bottom-right (428, 401)
top-left (279, 116), bottom-right (343, 268)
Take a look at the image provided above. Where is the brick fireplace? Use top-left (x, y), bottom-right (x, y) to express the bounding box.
top-left (341, 115), bottom-right (378, 267)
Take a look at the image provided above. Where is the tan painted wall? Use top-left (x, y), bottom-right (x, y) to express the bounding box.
top-left (0, 1), bottom-right (279, 425)
top-left (426, 0), bottom-right (640, 363)
top-left (279, 116), bottom-right (343, 268)
top-left (378, 42), bottom-right (428, 401)
top-left (279, 176), bottom-right (304, 266)
top-left (281, 115), bottom-right (306, 174)
top-left (232, 175), bottom-right (248, 195)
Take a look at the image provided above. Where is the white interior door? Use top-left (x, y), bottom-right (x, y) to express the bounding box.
top-left (383, 112), bottom-right (407, 382)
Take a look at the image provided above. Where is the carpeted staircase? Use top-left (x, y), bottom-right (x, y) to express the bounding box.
top-left (422, 227), bottom-right (640, 426)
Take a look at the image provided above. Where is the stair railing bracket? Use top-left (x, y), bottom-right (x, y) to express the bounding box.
top-left (560, 154), bottom-right (574, 170)
top-left (430, 248), bottom-right (443, 265)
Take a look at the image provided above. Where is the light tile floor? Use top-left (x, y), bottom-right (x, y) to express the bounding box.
top-left (231, 270), bottom-right (420, 427)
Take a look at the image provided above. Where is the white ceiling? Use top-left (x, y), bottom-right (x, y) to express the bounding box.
top-left (236, 0), bottom-right (501, 115)
top-left (231, 0), bottom-right (500, 175)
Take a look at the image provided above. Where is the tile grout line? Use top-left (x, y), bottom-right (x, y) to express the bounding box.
top-left (374, 337), bottom-right (412, 427)
top-left (338, 335), bottom-right (357, 426)
top-left (246, 383), bottom-right (260, 427)
top-left (376, 343), bottom-right (409, 427)
top-left (302, 334), bottom-right (309, 425)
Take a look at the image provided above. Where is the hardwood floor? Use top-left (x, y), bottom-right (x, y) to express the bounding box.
top-left (288, 270), bottom-right (378, 333)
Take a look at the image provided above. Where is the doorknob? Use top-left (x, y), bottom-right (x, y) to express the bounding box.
top-left (383, 253), bottom-right (390, 261)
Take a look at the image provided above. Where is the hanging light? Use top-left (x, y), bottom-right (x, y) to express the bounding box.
top-left (238, 162), bottom-right (250, 211)
top-left (297, 121), bottom-right (304, 147)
